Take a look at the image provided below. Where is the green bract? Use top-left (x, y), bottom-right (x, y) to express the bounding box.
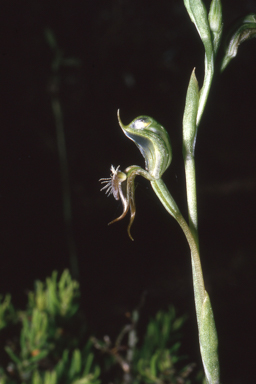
top-left (117, 110), bottom-right (172, 179)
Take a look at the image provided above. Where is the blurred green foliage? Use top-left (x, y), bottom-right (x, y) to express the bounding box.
top-left (92, 305), bottom-right (197, 384)
top-left (0, 270), bottom-right (100, 384)
top-left (135, 308), bottom-right (194, 384)
top-left (0, 271), bottom-right (197, 384)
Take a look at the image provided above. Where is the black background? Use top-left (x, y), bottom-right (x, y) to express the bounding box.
top-left (1, 0), bottom-right (256, 382)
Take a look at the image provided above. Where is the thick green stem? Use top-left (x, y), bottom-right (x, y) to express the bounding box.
top-left (184, 156), bottom-right (199, 248)
top-left (182, 53), bottom-right (214, 253)
top-left (150, 178), bottom-right (205, 319)
top-left (184, 52), bottom-right (214, 247)
top-left (176, 212), bottom-right (205, 322)
top-left (151, 178), bottom-right (219, 383)
top-left (182, 69), bottom-right (200, 246)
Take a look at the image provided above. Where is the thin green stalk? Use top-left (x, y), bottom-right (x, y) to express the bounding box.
top-left (196, 53), bottom-right (214, 127)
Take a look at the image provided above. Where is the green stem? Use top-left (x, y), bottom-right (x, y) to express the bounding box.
top-left (197, 53), bottom-right (214, 127)
top-left (184, 156), bottom-right (199, 248)
top-left (177, 213), bottom-right (205, 322)
top-left (151, 178), bottom-right (220, 383)
top-left (150, 178), bottom-right (205, 321)
top-left (184, 52), bottom-right (214, 247)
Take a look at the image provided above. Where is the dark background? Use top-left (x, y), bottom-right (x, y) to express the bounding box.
top-left (1, 0), bottom-right (256, 382)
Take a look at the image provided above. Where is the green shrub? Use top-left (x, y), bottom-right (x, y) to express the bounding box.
top-left (0, 271), bottom-right (195, 384)
top-left (0, 270), bottom-right (100, 384)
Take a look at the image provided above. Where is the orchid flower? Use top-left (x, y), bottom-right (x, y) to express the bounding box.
top-left (100, 110), bottom-right (174, 240)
